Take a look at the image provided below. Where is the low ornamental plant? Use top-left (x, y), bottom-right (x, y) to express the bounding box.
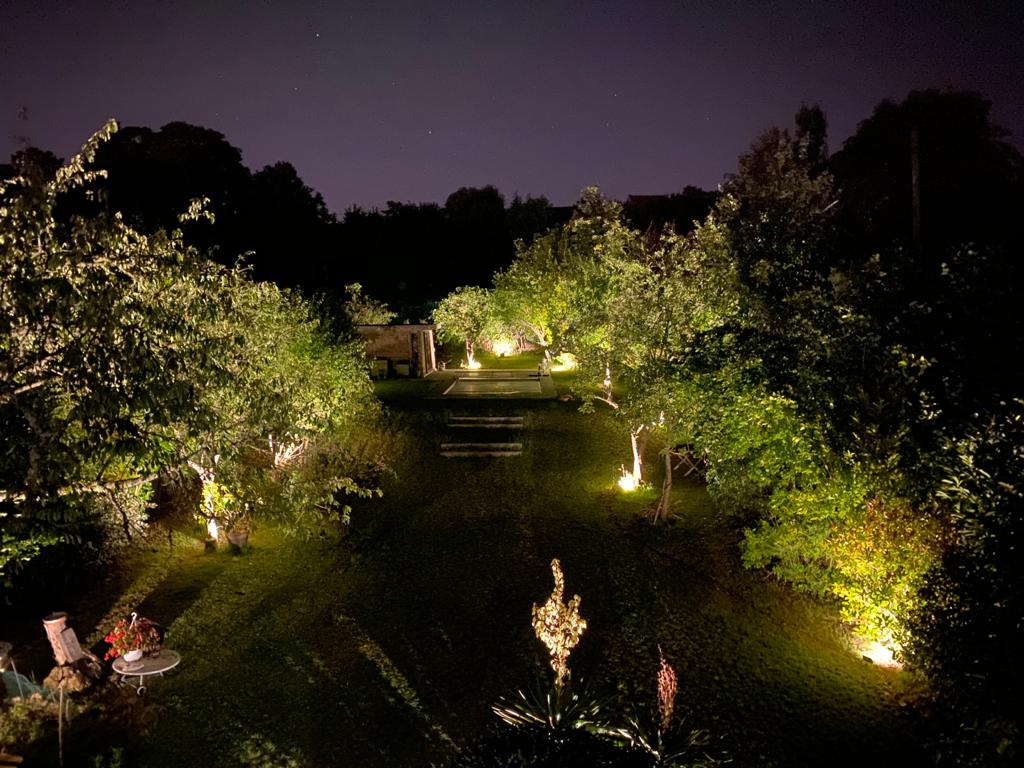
top-left (103, 615), bottom-right (161, 660)
top-left (494, 558), bottom-right (611, 735)
top-left (610, 649), bottom-right (727, 767)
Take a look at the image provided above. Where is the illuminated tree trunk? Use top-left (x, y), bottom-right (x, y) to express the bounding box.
top-left (602, 365), bottom-right (614, 405)
top-left (630, 423), bottom-right (648, 484)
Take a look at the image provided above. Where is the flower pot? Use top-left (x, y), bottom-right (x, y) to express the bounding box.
top-left (43, 612), bottom-right (68, 629)
top-left (123, 649), bottom-right (143, 663)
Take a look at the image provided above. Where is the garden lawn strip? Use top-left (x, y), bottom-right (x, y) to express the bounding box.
top-left (340, 402), bottom-right (923, 766)
top-left (22, 399), bottom-right (924, 767)
top-left (132, 536), bottom-right (446, 767)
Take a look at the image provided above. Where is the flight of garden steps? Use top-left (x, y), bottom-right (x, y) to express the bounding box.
top-left (440, 413), bottom-right (524, 457)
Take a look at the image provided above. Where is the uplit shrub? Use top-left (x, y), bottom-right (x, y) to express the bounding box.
top-left (743, 460), bottom-right (940, 648)
top-left (825, 494), bottom-right (940, 648)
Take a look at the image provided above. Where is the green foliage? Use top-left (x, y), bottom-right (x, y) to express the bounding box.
top-left (452, 724), bottom-right (654, 768)
top-left (903, 402), bottom-right (1024, 765)
top-left (0, 530), bottom-right (59, 588)
top-left (669, 369), bottom-right (939, 645)
top-left (236, 735), bottom-right (306, 768)
top-left (491, 187), bottom-right (636, 360)
top-left (431, 285), bottom-right (497, 356)
top-left (0, 123), bottom-right (382, 589)
top-left (91, 748), bottom-right (125, 768)
top-left (611, 715), bottom-right (723, 768)
top-left (493, 677), bottom-right (610, 733)
top-left (698, 386), bottom-right (819, 511)
top-left (0, 696), bottom-right (53, 751)
top-left (825, 494), bottom-right (940, 645)
top-left (342, 282), bottom-right (395, 325)
top-left (1, 120), bottom-right (239, 581)
top-left (187, 278), bottom-right (383, 538)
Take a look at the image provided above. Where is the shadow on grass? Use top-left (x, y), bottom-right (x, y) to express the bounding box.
top-left (11, 401), bottom-right (926, 767)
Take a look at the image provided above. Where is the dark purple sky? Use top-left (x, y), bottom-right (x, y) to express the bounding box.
top-left (2, 0), bottom-right (1022, 214)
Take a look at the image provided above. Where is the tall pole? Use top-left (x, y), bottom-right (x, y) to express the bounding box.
top-left (911, 125), bottom-right (921, 251)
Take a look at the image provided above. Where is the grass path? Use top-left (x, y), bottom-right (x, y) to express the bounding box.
top-left (38, 398), bottom-right (923, 766)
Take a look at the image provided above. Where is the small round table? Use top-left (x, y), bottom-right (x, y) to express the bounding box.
top-left (112, 649), bottom-right (180, 695)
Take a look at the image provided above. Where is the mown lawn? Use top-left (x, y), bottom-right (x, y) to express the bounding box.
top-left (19, 396), bottom-right (924, 767)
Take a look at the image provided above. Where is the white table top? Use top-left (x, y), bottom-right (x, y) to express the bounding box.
top-left (112, 649), bottom-right (180, 676)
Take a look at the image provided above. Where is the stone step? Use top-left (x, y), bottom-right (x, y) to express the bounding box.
top-left (440, 450), bottom-right (522, 458)
top-left (441, 442), bottom-right (523, 451)
top-left (447, 415), bottom-right (523, 425)
top-left (448, 422), bottom-right (523, 430)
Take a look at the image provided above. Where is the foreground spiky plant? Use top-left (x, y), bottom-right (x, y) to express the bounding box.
top-left (611, 651), bottom-right (726, 767)
top-left (657, 646), bottom-right (677, 736)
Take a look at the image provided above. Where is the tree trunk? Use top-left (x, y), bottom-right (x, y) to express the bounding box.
top-left (653, 450), bottom-right (673, 523)
top-left (42, 613), bottom-right (84, 666)
top-left (631, 424), bottom-right (648, 483)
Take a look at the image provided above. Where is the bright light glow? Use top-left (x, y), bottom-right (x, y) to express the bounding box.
top-left (859, 640), bottom-right (902, 668)
top-left (463, 352), bottom-right (482, 370)
top-left (206, 517), bottom-right (219, 539)
top-left (492, 339), bottom-right (513, 357)
top-left (551, 352), bottom-right (577, 372)
top-left (617, 467), bottom-right (639, 492)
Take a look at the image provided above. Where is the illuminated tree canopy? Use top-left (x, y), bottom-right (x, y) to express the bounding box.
top-left (0, 123), bottom-right (381, 587)
top-left (440, 102), bottom-right (1022, 763)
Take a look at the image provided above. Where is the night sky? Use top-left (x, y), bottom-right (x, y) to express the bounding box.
top-left (2, 0), bottom-right (1022, 214)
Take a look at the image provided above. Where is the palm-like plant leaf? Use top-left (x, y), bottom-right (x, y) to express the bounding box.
top-left (493, 676), bottom-right (611, 733)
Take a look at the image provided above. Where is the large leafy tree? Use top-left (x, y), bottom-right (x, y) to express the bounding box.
top-left (443, 185), bottom-right (511, 288)
top-left (1, 122), bottom-right (380, 590)
top-left (241, 161), bottom-right (338, 290)
top-left (831, 90), bottom-right (1024, 442)
top-left (88, 122), bottom-right (345, 299)
top-left (1, 123), bottom-right (236, 575)
top-left (831, 89), bottom-right (1023, 259)
top-left (91, 121), bottom-right (251, 240)
top-left (341, 282), bottom-right (396, 326)
top-left (496, 188), bottom-right (667, 486)
top-left (720, 104), bottom-right (842, 421)
top-left (431, 285), bottom-right (498, 366)
top-left (611, 204), bottom-right (741, 519)
top-left (191, 277), bottom-right (381, 537)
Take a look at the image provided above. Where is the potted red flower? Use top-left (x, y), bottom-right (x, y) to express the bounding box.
top-left (103, 613), bottom-right (162, 662)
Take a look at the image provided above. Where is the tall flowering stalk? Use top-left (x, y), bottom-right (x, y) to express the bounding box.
top-left (531, 558), bottom-right (587, 689)
top-left (657, 646), bottom-right (677, 735)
